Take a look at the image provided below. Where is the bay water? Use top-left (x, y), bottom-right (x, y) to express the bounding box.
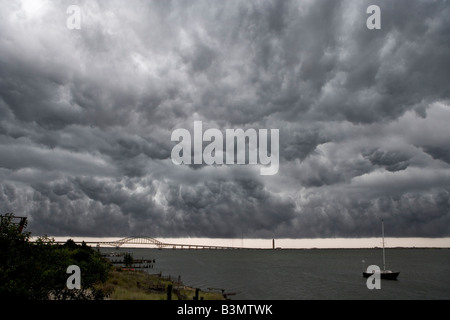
top-left (101, 248), bottom-right (450, 300)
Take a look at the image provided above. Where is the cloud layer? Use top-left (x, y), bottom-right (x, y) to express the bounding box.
top-left (1, 0), bottom-right (449, 238)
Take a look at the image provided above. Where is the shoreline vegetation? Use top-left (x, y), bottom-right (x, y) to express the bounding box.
top-left (99, 267), bottom-right (226, 300)
top-left (0, 213), bottom-right (227, 300)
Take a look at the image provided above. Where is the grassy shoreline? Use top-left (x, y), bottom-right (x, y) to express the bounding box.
top-left (98, 267), bottom-right (226, 300)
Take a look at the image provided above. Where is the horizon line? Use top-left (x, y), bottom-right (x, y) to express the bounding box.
top-left (33, 236), bottom-right (450, 249)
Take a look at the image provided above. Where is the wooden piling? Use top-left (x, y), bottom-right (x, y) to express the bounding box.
top-left (167, 284), bottom-right (172, 300)
top-left (194, 288), bottom-right (199, 300)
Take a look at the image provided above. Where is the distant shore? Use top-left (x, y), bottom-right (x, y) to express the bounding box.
top-left (35, 236), bottom-right (450, 249)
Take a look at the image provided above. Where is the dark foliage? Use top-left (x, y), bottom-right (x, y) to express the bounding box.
top-left (0, 213), bottom-right (111, 299)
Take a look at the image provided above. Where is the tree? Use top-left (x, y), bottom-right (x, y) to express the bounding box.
top-left (123, 252), bottom-right (134, 267)
top-left (0, 213), bottom-right (112, 299)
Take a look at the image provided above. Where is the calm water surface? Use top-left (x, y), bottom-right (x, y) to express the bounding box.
top-left (101, 248), bottom-right (450, 300)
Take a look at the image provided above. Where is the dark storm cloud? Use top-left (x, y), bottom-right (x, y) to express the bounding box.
top-left (364, 149), bottom-right (410, 172)
top-left (0, 0), bottom-right (449, 238)
top-left (162, 178), bottom-right (297, 238)
top-left (422, 146), bottom-right (450, 165)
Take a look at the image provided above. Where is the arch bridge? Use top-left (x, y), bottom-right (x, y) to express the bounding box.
top-left (93, 236), bottom-right (240, 250)
top-left (99, 237), bottom-right (167, 248)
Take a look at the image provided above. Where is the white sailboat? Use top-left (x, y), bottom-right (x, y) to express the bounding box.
top-left (363, 219), bottom-right (400, 280)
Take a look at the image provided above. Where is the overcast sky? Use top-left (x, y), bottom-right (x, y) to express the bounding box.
top-left (1, 0), bottom-right (449, 239)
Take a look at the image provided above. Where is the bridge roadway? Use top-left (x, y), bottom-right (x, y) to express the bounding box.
top-left (54, 236), bottom-right (247, 250)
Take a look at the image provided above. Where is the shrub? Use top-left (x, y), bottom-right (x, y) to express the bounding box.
top-left (0, 213), bottom-right (111, 300)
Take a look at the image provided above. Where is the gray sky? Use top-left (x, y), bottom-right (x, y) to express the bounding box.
top-left (1, 0), bottom-right (449, 238)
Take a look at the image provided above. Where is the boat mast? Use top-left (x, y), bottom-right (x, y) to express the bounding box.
top-left (382, 219), bottom-right (386, 271)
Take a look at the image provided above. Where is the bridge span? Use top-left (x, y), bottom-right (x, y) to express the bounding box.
top-left (74, 236), bottom-right (246, 250)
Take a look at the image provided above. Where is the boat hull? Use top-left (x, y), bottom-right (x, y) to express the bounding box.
top-left (363, 271), bottom-right (400, 280)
